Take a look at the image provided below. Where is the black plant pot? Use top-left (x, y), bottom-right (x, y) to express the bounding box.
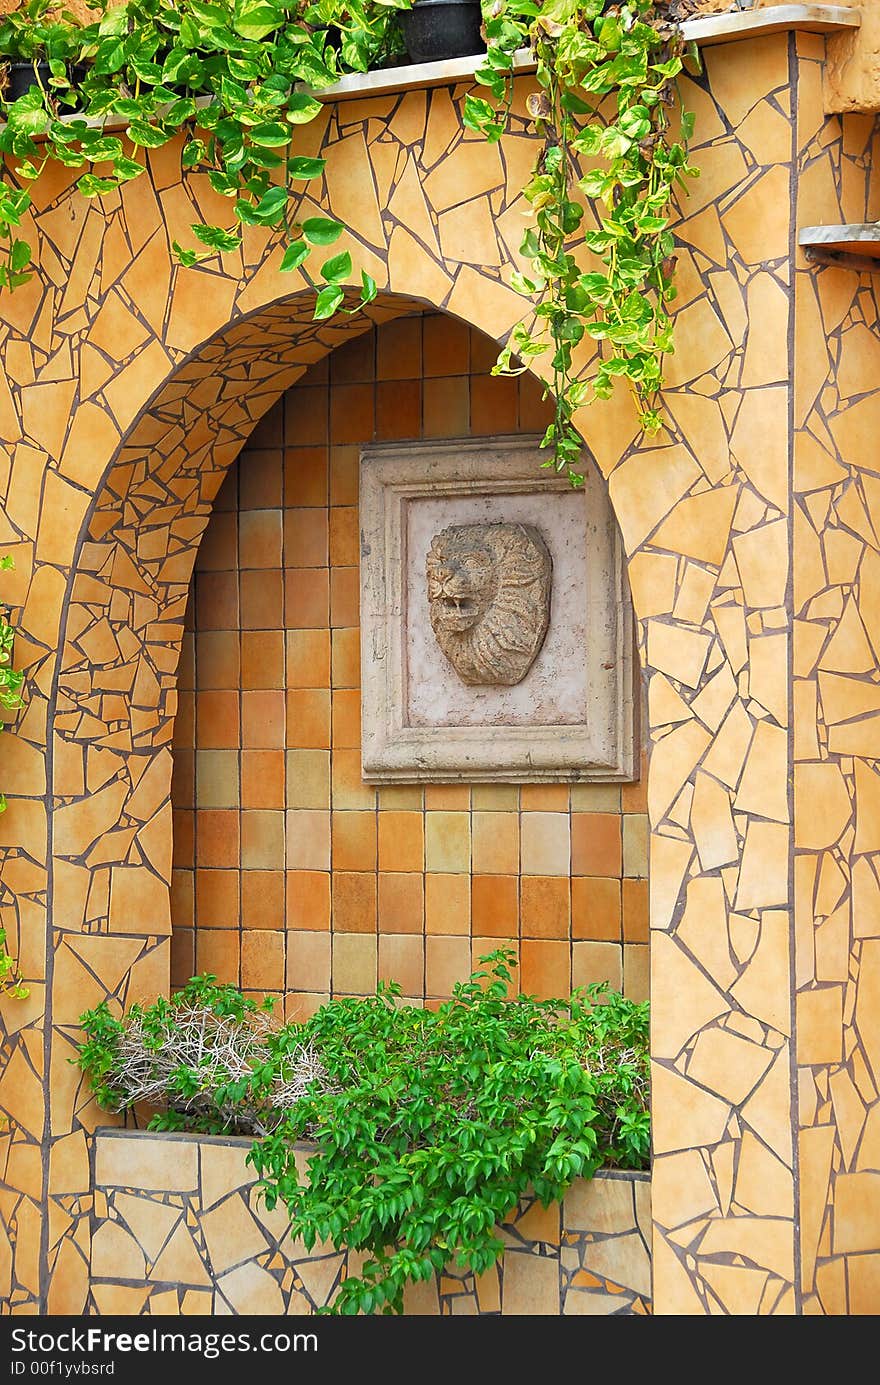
top-left (400, 0), bottom-right (485, 64)
top-left (2, 59), bottom-right (87, 108)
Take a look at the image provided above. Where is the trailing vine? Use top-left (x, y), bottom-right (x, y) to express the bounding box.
top-left (0, 556), bottom-right (27, 1001)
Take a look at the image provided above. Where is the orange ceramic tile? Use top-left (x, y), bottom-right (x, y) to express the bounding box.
top-left (521, 785), bottom-right (569, 811)
top-left (425, 811), bottom-right (470, 873)
top-left (285, 991), bottom-right (329, 1021)
top-left (284, 446), bottom-right (329, 506)
top-left (425, 873), bottom-right (470, 935)
top-left (375, 933), bottom-right (425, 1000)
top-left (247, 402), bottom-right (284, 448)
top-left (621, 759), bottom-right (648, 812)
top-left (196, 749), bottom-right (239, 808)
top-left (424, 785), bottom-right (470, 810)
top-left (241, 631), bottom-right (284, 690)
top-left (423, 377), bottom-right (469, 437)
top-left (238, 509), bottom-right (282, 570)
top-left (195, 869), bottom-right (239, 927)
top-left (425, 935), bottom-right (471, 998)
top-left (472, 811), bottom-right (519, 874)
top-left (241, 931), bottom-right (284, 991)
top-left (622, 879), bottom-right (649, 943)
top-left (332, 872), bottom-right (377, 933)
top-left (286, 689), bottom-right (331, 749)
top-left (241, 753), bottom-right (285, 808)
top-left (196, 810), bottom-right (239, 868)
top-left (375, 380), bottom-right (421, 439)
top-left (378, 872), bottom-right (424, 934)
top-left (520, 940), bottom-right (571, 1002)
top-left (571, 813), bottom-right (623, 877)
top-left (283, 508), bottom-right (329, 568)
top-left (285, 809), bottom-right (330, 871)
top-left (330, 567), bottom-right (360, 628)
top-left (521, 813), bottom-right (570, 877)
top-left (330, 383), bottom-right (373, 444)
top-left (240, 569), bottom-right (284, 630)
top-left (285, 871), bottom-right (330, 931)
top-left (331, 748), bottom-right (375, 810)
top-left (571, 877), bottom-right (622, 942)
top-left (196, 571), bottom-right (238, 630)
top-left (520, 876), bottom-right (570, 939)
top-left (332, 933), bottom-right (377, 995)
top-left (517, 372), bottom-right (554, 432)
top-left (286, 629), bottom-right (331, 689)
top-left (239, 448), bottom-right (283, 510)
top-left (196, 930), bottom-right (240, 985)
top-left (241, 871), bottom-right (285, 931)
top-left (286, 929), bottom-right (331, 992)
top-left (329, 446), bottom-right (359, 507)
top-left (470, 373), bottom-right (517, 435)
top-left (471, 876), bottom-right (518, 937)
top-left (470, 327), bottom-right (502, 373)
top-left (331, 689), bottom-right (361, 750)
top-left (330, 329), bottom-right (375, 385)
top-left (171, 869), bottom-right (194, 928)
top-left (572, 941), bottom-right (623, 993)
top-left (212, 466), bottom-right (239, 512)
top-left (332, 811), bottom-right (377, 871)
top-left (328, 507), bottom-right (360, 568)
top-left (331, 629), bottom-right (360, 689)
top-left (241, 690), bottom-right (285, 748)
top-left (240, 810), bottom-right (285, 870)
top-left (195, 630), bottom-right (240, 690)
top-left (171, 929), bottom-right (195, 988)
top-left (285, 387), bottom-right (329, 447)
top-left (286, 749), bottom-right (330, 809)
top-left (285, 567), bottom-right (330, 629)
top-left (423, 313), bottom-right (470, 376)
top-left (378, 811), bottom-right (424, 872)
top-left (377, 315), bottom-right (422, 379)
top-left (172, 809), bottom-right (194, 868)
top-left (195, 511), bottom-right (238, 572)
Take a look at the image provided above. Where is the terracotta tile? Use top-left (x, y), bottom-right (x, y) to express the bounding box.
top-left (378, 872), bottom-right (424, 934)
top-left (241, 569), bottom-right (283, 630)
top-left (520, 940), bottom-right (571, 1001)
top-left (331, 628), bottom-right (361, 689)
top-left (330, 445), bottom-right (359, 507)
top-left (171, 869), bottom-right (194, 928)
top-left (424, 313), bottom-right (469, 376)
top-left (622, 879), bottom-right (649, 943)
top-left (286, 871), bottom-right (330, 930)
top-left (571, 813), bottom-right (623, 877)
top-left (521, 813), bottom-right (570, 877)
top-left (286, 629), bottom-right (330, 688)
top-left (571, 783), bottom-right (621, 812)
top-left (470, 327), bottom-right (501, 372)
top-left (173, 809), bottom-right (194, 867)
top-left (240, 750), bottom-right (285, 809)
top-left (239, 509), bottom-right (282, 569)
top-left (171, 928), bottom-right (195, 987)
top-left (241, 871), bottom-right (285, 931)
top-left (331, 748), bottom-right (375, 809)
top-left (470, 373), bottom-right (517, 434)
top-left (330, 567), bottom-right (360, 628)
top-left (376, 380), bottom-right (421, 439)
top-left (425, 873), bottom-right (470, 934)
top-left (285, 567), bottom-right (329, 628)
top-left (572, 941), bottom-right (622, 993)
top-left (248, 402), bottom-right (283, 448)
top-left (196, 811), bottom-right (239, 868)
top-left (521, 877), bottom-right (570, 939)
top-left (378, 811), bottom-right (424, 871)
top-left (196, 572), bottom-right (238, 629)
top-left (330, 328), bottom-right (375, 384)
top-left (472, 784), bottom-right (520, 810)
top-left (196, 511), bottom-right (238, 572)
top-left (286, 387), bottom-right (329, 447)
top-left (284, 445), bottom-right (328, 505)
top-left (213, 466), bottom-right (239, 512)
top-left (173, 749), bottom-right (196, 809)
top-left (286, 689), bottom-right (331, 748)
top-left (241, 931), bottom-right (284, 991)
top-left (332, 811), bottom-right (377, 871)
top-left (284, 508), bottom-right (328, 568)
top-left (518, 372), bottom-right (554, 432)
top-left (379, 785), bottom-right (424, 810)
top-left (286, 930), bottom-right (331, 992)
top-left (196, 750), bottom-right (239, 808)
top-left (423, 376), bottom-right (469, 437)
top-left (285, 991), bottom-right (329, 1021)
top-left (239, 448), bottom-right (283, 509)
top-left (241, 631), bottom-right (284, 690)
top-left (623, 815), bottom-right (649, 877)
top-left (471, 811), bottom-right (519, 874)
top-left (330, 383), bottom-right (373, 444)
top-left (195, 869), bottom-right (239, 927)
top-left (378, 933), bottom-right (425, 995)
top-left (377, 316), bottom-right (422, 379)
top-left (333, 871), bottom-right (377, 933)
top-left (426, 935), bottom-right (471, 997)
top-left (424, 785), bottom-right (470, 810)
top-left (285, 809), bottom-right (330, 870)
top-left (242, 691), bottom-right (285, 748)
top-left (623, 944), bottom-right (648, 1002)
top-left (331, 689), bottom-right (361, 748)
top-left (241, 810), bottom-right (285, 869)
top-left (286, 749), bottom-right (330, 809)
top-left (196, 930), bottom-right (240, 985)
top-left (571, 877), bottom-right (622, 941)
top-left (521, 785), bottom-right (569, 811)
top-left (332, 933), bottom-right (377, 994)
top-left (195, 630), bottom-right (240, 691)
top-left (472, 876), bottom-right (518, 937)
top-left (425, 812), bottom-right (470, 872)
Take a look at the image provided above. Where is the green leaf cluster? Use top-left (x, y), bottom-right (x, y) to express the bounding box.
top-left (0, 556), bottom-right (26, 999)
top-left (76, 950), bottom-right (649, 1314)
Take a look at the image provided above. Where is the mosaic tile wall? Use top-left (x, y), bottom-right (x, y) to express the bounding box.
top-left (792, 35), bottom-right (880, 1315)
top-left (89, 1130), bottom-right (651, 1315)
top-left (0, 25), bottom-right (876, 1314)
top-left (169, 311), bottom-right (648, 1015)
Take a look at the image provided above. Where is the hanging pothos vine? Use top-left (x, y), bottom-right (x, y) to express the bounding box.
top-left (0, 0), bottom-right (696, 483)
top-left (0, 556), bottom-right (27, 1002)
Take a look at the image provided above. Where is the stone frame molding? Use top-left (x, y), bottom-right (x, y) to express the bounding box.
top-left (359, 436), bottom-right (637, 783)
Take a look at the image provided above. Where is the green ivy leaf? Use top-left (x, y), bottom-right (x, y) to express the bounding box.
top-left (320, 249), bottom-right (352, 284)
top-left (287, 155), bottom-right (325, 180)
top-left (280, 240), bottom-right (310, 272)
top-left (302, 216), bottom-right (344, 246)
top-left (193, 224), bottom-right (242, 253)
top-left (233, 0), bottom-right (284, 41)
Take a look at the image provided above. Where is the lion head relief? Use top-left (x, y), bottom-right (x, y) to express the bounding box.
top-left (426, 522), bottom-right (553, 686)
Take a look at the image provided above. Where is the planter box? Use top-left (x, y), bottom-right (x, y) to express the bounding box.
top-left (88, 1129), bottom-right (651, 1316)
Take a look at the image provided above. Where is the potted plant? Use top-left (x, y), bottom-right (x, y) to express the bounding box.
top-left (400, 0), bottom-right (485, 64)
top-left (0, 0), bottom-right (86, 109)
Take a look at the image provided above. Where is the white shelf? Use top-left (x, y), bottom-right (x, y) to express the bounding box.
top-left (799, 223), bottom-right (880, 271)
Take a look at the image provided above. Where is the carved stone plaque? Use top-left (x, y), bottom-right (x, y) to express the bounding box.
top-left (426, 522), bottom-right (552, 687)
